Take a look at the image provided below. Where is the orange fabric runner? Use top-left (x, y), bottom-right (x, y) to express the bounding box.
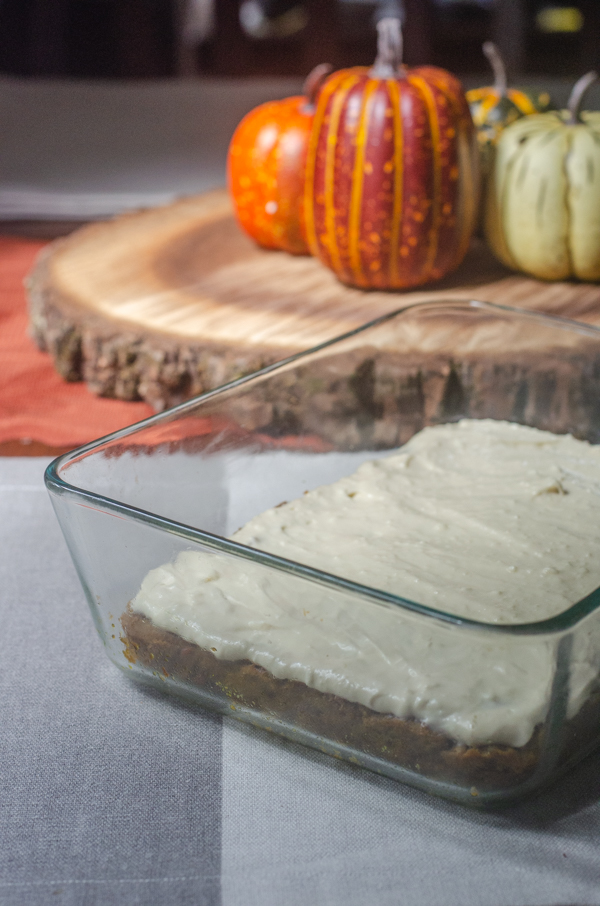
top-left (0, 236), bottom-right (154, 449)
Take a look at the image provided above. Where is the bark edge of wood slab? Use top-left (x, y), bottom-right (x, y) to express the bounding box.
top-left (26, 190), bottom-right (294, 411)
top-left (26, 188), bottom-right (600, 412)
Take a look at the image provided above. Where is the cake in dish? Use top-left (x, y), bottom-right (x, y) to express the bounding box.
top-left (121, 419), bottom-right (600, 790)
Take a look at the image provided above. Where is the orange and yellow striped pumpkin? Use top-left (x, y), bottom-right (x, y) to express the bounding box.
top-left (304, 18), bottom-right (479, 290)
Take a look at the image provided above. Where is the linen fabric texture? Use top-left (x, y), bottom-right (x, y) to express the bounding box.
top-left (1, 459), bottom-right (600, 906)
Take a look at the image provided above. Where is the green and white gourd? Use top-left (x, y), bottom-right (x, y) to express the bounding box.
top-left (485, 71), bottom-right (600, 281)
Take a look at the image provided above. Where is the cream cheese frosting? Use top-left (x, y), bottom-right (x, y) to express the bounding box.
top-left (131, 420), bottom-right (600, 748)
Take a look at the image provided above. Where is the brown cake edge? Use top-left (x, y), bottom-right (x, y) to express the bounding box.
top-left (120, 606), bottom-right (546, 791)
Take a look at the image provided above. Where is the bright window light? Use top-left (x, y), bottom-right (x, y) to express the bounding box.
top-left (536, 6), bottom-right (585, 33)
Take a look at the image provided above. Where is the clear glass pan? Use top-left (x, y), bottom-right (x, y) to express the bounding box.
top-left (46, 299), bottom-right (600, 806)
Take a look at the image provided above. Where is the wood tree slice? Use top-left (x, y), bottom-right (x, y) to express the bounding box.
top-left (27, 188), bottom-right (600, 411)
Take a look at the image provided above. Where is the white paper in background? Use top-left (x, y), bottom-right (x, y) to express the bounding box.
top-left (0, 76), bottom-right (302, 219)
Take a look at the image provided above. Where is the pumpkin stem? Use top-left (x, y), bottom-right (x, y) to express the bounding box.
top-left (483, 42), bottom-right (507, 97)
top-left (302, 63), bottom-right (333, 112)
top-left (566, 71), bottom-right (598, 125)
top-left (370, 17), bottom-right (404, 79)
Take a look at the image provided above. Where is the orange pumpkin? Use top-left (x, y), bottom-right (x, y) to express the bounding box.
top-left (304, 18), bottom-right (479, 289)
top-left (227, 64), bottom-right (331, 255)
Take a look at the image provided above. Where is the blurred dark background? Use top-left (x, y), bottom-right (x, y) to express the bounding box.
top-left (0, 0), bottom-right (598, 80)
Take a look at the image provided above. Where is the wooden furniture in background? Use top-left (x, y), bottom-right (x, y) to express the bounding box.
top-left (0, 0), bottom-right (177, 78)
top-left (200, 0), bottom-right (433, 75)
top-left (1, 1), bottom-right (597, 80)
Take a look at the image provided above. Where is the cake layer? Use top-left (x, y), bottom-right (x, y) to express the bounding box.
top-left (121, 609), bottom-right (543, 792)
top-left (129, 420), bottom-right (600, 748)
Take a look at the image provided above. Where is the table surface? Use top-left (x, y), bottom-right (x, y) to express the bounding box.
top-left (3, 74), bottom-right (600, 455)
top-left (3, 77), bottom-right (600, 904)
top-left (2, 455), bottom-right (600, 906)
top-left (0, 75), bottom-right (305, 456)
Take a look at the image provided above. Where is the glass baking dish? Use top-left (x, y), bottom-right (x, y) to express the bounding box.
top-left (45, 299), bottom-right (600, 807)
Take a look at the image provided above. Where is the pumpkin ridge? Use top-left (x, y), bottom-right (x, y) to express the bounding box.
top-left (455, 132), bottom-right (478, 264)
top-left (304, 71), bottom-right (348, 256)
top-left (586, 155), bottom-right (594, 183)
top-left (564, 128), bottom-right (576, 278)
top-left (488, 140), bottom-right (519, 270)
top-left (408, 74), bottom-right (442, 281)
top-left (508, 128), bottom-right (571, 278)
top-left (539, 127), bottom-right (572, 279)
top-left (568, 121), bottom-right (600, 279)
top-left (479, 93), bottom-right (499, 120)
top-left (448, 121), bottom-right (475, 268)
top-left (503, 141), bottom-right (532, 271)
top-left (387, 78), bottom-right (404, 285)
top-left (349, 78), bottom-right (379, 285)
top-left (324, 74), bottom-right (360, 275)
top-left (468, 87), bottom-right (485, 100)
top-left (535, 177), bottom-right (548, 229)
top-left (586, 122), bottom-right (600, 146)
top-left (508, 89), bottom-right (538, 115)
top-left (422, 70), bottom-right (478, 270)
top-left (415, 67), bottom-right (468, 121)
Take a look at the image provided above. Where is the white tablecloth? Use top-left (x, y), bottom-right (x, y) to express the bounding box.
top-left (1, 456), bottom-right (600, 906)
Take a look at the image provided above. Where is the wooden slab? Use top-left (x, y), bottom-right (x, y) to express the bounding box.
top-left (27, 188), bottom-right (600, 411)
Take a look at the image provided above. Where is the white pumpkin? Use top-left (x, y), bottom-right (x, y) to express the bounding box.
top-left (485, 72), bottom-right (600, 281)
